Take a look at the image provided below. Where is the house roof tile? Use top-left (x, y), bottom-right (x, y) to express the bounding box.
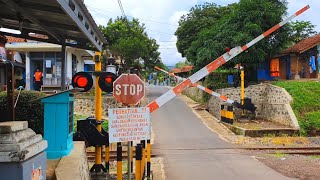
top-left (5, 36), bottom-right (26, 43)
top-left (281, 34), bottom-right (320, 55)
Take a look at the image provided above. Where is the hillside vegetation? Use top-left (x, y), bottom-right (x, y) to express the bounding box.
top-left (273, 81), bottom-right (320, 135)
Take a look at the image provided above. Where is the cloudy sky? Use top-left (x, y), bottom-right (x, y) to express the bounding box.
top-left (84, 0), bottom-right (319, 66)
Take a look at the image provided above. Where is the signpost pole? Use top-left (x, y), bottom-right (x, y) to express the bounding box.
top-left (126, 104), bottom-right (132, 180)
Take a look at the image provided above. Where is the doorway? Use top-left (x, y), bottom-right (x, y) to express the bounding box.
top-left (30, 60), bottom-right (43, 90)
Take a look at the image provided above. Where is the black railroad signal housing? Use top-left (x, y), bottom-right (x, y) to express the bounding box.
top-left (71, 71), bottom-right (118, 93)
top-left (71, 72), bottom-right (94, 92)
top-left (98, 72), bottom-right (118, 93)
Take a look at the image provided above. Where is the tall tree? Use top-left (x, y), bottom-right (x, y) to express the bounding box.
top-left (99, 17), bottom-right (161, 70)
top-left (288, 20), bottom-right (317, 44)
top-left (176, 0), bottom-right (291, 70)
top-left (175, 3), bottom-right (234, 57)
top-left (174, 61), bottom-right (191, 69)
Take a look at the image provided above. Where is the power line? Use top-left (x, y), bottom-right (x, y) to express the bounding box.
top-left (116, 0), bottom-right (126, 17)
top-left (87, 7), bottom-right (174, 36)
top-left (87, 5), bottom-right (178, 27)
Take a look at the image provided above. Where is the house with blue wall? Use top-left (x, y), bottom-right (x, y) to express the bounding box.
top-left (258, 34), bottom-right (320, 81)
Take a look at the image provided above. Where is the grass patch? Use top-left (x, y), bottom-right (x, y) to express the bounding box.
top-left (273, 81), bottom-right (320, 136)
top-left (264, 152), bottom-right (287, 158)
top-left (310, 155), bottom-right (320, 159)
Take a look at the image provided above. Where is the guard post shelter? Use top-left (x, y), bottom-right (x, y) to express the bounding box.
top-left (41, 90), bottom-right (75, 159)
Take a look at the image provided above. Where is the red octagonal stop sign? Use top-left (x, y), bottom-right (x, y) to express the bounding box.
top-left (113, 74), bottom-right (145, 105)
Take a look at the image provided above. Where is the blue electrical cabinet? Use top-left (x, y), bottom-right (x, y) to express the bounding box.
top-left (41, 91), bottom-right (74, 159)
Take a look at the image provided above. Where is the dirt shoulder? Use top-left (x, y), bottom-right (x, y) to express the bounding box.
top-left (252, 153), bottom-right (320, 180)
top-left (179, 93), bottom-right (320, 180)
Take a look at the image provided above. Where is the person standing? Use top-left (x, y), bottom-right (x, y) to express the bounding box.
top-left (33, 68), bottom-right (43, 91)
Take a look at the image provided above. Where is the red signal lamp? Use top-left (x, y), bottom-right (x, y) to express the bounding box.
top-left (105, 76), bottom-right (113, 84)
top-left (72, 72), bottom-right (93, 92)
top-left (98, 72), bottom-right (117, 93)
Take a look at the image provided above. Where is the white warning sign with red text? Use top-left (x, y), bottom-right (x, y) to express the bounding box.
top-left (108, 107), bottom-right (150, 143)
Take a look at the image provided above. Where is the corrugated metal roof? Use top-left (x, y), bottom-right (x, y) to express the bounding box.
top-left (0, 0), bottom-right (107, 51)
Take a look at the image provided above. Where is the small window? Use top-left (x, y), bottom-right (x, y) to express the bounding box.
top-left (85, 22), bottom-right (89, 29)
top-left (69, 0), bottom-right (76, 11)
top-left (78, 13), bottom-right (83, 21)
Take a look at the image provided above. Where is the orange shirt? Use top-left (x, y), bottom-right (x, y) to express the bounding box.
top-left (34, 72), bottom-right (42, 81)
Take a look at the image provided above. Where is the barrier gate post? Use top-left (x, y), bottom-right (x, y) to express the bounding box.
top-left (135, 144), bottom-right (142, 180)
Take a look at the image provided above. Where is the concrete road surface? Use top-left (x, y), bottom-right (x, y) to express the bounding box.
top-left (148, 85), bottom-right (295, 180)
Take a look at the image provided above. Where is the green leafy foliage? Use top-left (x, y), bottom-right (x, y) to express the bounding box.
top-left (288, 20), bottom-right (317, 45)
top-left (175, 2), bottom-right (234, 58)
top-left (273, 81), bottom-right (320, 135)
top-left (174, 61), bottom-right (192, 69)
top-left (0, 91), bottom-right (46, 134)
top-left (99, 17), bottom-right (162, 71)
top-left (101, 120), bottom-right (108, 132)
top-left (176, 0), bottom-right (291, 70)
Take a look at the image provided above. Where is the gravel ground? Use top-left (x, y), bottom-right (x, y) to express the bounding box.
top-left (182, 94), bottom-right (320, 180)
top-left (252, 153), bottom-right (320, 180)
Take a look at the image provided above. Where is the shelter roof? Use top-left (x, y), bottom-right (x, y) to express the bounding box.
top-left (0, 0), bottom-right (106, 51)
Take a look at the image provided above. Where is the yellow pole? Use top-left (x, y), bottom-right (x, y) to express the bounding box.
top-left (240, 70), bottom-right (245, 116)
top-left (94, 52), bottom-right (102, 165)
top-left (147, 139), bottom-right (151, 178)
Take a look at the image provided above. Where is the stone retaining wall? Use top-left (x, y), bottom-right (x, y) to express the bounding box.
top-left (183, 86), bottom-right (204, 103)
top-left (203, 83), bottom-right (299, 129)
top-left (74, 96), bottom-right (120, 117)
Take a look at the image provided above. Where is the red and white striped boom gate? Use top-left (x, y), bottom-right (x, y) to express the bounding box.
top-left (155, 66), bottom-right (257, 112)
top-left (155, 66), bottom-right (236, 104)
top-left (147, 5), bottom-right (309, 113)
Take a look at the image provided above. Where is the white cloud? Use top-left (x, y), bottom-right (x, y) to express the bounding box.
top-left (85, 0), bottom-right (320, 66)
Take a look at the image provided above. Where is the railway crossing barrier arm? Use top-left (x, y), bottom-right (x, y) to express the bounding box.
top-left (154, 66), bottom-right (256, 112)
top-left (147, 5), bottom-right (310, 114)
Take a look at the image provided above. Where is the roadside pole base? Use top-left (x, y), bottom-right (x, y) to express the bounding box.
top-left (91, 172), bottom-right (111, 180)
top-left (90, 164), bottom-right (107, 173)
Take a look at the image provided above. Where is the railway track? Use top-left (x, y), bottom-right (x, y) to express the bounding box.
top-left (242, 146), bottom-right (320, 155)
top-left (86, 150), bottom-right (157, 162)
top-left (86, 146), bottom-right (320, 162)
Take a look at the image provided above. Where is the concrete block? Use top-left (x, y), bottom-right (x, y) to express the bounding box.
top-left (0, 121), bottom-right (28, 134)
top-left (55, 141), bottom-right (90, 180)
top-left (0, 134), bottom-right (43, 152)
top-left (0, 151), bottom-right (46, 180)
top-left (0, 140), bottom-right (47, 162)
top-left (0, 128), bottom-right (36, 144)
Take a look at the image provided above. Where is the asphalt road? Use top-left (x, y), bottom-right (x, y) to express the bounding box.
top-left (148, 85), bottom-right (295, 180)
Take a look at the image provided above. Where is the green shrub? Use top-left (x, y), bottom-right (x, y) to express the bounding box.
top-left (0, 90), bottom-right (46, 134)
top-left (204, 72), bottom-right (230, 90)
top-left (202, 72), bottom-right (231, 102)
top-left (102, 120), bottom-right (108, 131)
